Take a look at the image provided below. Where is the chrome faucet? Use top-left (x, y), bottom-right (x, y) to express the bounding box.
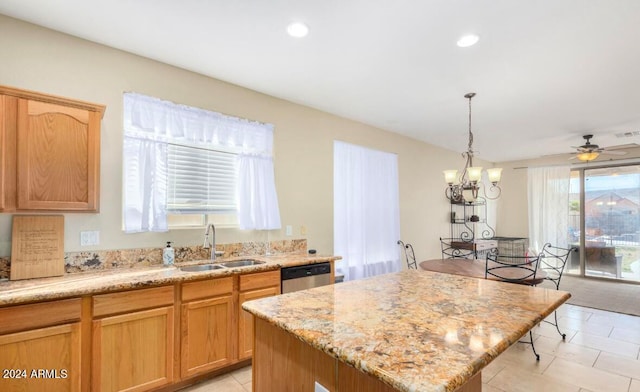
top-left (203, 223), bottom-right (216, 260)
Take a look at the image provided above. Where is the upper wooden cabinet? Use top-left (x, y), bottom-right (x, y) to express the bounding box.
top-left (0, 85), bottom-right (105, 212)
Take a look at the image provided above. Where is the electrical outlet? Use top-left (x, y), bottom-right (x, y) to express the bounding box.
top-left (80, 230), bottom-right (100, 246)
top-left (285, 225), bottom-right (292, 236)
top-left (300, 225), bottom-right (307, 235)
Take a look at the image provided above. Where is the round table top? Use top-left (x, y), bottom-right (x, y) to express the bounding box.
top-left (419, 258), bottom-right (547, 285)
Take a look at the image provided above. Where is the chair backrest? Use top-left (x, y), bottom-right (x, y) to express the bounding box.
top-left (485, 252), bottom-right (541, 285)
top-left (440, 237), bottom-right (475, 259)
top-left (397, 240), bottom-right (417, 269)
top-left (540, 243), bottom-right (576, 289)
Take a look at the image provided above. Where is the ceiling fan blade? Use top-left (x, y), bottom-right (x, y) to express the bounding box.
top-left (600, 150), bottom-right (627, 156)
top-left (605, 143), bottom-right (639, 150)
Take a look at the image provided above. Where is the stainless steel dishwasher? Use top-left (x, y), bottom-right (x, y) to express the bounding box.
top-left (281, 262), bottom-right (332, 293)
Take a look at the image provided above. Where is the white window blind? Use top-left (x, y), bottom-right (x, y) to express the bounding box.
top-left (167, 143), bottom-right (237, 214)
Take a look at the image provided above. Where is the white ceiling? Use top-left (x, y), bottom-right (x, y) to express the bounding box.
top-left (1, 0), bottom-right (640, 162)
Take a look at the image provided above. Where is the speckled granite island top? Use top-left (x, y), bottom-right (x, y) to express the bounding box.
top-left (0, 253), bottom-right (339, 307)
top-left (242, 269), bottom-right (570, 392)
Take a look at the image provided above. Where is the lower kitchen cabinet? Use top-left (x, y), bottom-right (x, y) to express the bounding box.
top-left (180, 277), bottom-right (234, 378)
top-left (0, 265), bottom-right (310, 391)
top-left (0, 298), bottom-right (82, 392)
top-left (237, 270), bottom-right (281, 360)
top-left (92, 286), bottom-right (174, 392)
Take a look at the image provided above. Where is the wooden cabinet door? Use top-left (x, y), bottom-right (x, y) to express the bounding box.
top-left (92, 306), bottom-right (174, 392)
top-left (238, 286), bottom-right (280, 360)
top-left (181, 294), bottom-right (233, 378)
top-left (16, 98), bottom-right (100, 211)
top-left (0, 94), bottom-right (17, 211)
top-left (0, 322), bottom-right (81, 392)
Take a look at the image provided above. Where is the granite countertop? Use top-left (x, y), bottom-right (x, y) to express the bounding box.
top-left (242, 269), bottom-right (570, 392)
top-left (0, 253), bottom-right (340, 307)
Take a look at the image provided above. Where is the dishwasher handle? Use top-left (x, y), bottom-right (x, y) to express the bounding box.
top-left (281, 262), bottom-right (331, 281)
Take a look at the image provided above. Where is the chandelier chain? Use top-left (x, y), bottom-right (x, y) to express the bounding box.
top-left (467, 94), bottom-right (474, 155)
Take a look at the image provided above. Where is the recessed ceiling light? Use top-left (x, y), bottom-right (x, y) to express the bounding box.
top-left (457, 34), bottom-right (479, 48)
top-left (287, 22), bottom-right (309, 38)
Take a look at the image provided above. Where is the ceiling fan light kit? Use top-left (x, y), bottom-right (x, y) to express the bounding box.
top-left (576, 151), bottom-right (600, 162)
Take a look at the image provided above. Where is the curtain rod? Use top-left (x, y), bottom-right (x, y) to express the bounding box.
top-left (513, 157), bottom-right (640, 170)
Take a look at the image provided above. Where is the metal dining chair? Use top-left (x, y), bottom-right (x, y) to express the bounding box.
top-left (538, 243), bottom-right (577, 340)
top-left (397, 240), bottom-right (417, 269)
top-left (486, 252), bottom-right (542, 360)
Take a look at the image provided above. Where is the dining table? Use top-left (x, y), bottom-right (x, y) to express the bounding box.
top-left (419, 258), bottom-right (548, 285)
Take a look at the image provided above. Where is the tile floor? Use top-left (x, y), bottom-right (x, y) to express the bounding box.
top-left (180, 304), bottom-right (640, 391)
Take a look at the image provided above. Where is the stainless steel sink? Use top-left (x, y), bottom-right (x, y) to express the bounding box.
top-left (220, 259), bottom-right (265, 268)
top-left (180, 264), bottom-right (225, 272)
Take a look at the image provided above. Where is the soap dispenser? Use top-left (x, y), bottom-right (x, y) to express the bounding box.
top-left (163, 241), bottom-right (175, 265)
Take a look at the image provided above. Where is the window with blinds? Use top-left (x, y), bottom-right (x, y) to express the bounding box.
top-left (166, 143), bottom-right (237, 214)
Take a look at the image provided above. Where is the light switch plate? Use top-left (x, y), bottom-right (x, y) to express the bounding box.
top-left (285, 225), bottom-right (292, 236)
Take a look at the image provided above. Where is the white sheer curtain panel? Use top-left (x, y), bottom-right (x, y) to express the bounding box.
top-left (123, 93), bottom-right (280, 232)
top-left (236, 154), bottom-right (281, 230)
top-left (333, 141), bottom-right (401, 281)
top-left (123, 138), bottom-right (168, 232)
top-left (527, 166), bottom-right (571, 252)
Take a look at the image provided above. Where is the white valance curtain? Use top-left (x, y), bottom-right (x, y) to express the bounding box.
top-left (333, 141), bottom-right (401, 281)
top-left (123, 93), bottom-right (281, 232)
top-left (527, 166), bottom-right (571, 252)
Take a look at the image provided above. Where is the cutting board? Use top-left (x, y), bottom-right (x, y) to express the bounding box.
top-left (10, 215), bottom-right (65, 280)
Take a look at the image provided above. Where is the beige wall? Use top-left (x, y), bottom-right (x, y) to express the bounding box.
top-left (0, 14), bottom-right (494, 262)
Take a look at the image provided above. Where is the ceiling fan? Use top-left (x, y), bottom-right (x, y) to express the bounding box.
top-left (569, 134), bottom-right (627, 162)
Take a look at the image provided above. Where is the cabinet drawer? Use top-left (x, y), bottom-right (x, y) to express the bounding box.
top-left (239, 270), bottom-right (280, 292)
top-left (182, 276), bottom-right (233, 302)
top-left (0, 298), bottom-right (81, 335)
top-left (93, 285), bottom-right (174, 318)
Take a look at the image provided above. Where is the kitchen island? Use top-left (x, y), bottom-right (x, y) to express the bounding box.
top-left (242, 269), bottom-right (570, 392)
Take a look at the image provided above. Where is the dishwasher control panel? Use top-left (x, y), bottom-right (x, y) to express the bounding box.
top-left (281, 262), bottom-right (332, 293)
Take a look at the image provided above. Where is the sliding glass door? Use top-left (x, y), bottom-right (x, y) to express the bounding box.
top-left (573, 165), bottom-right (640, 282)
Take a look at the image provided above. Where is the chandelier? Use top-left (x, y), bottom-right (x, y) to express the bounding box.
top-left (443, 93), bottom-right (502, 203)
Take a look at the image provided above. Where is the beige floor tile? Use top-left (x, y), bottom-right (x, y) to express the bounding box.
top-left (533, 335), bottom-right (600, 367)
top-left (569, 331), bottom-right (640, 358)
top-left (615, 314), bottom-right (640, 330)
top-left (558, 316), bottom-right (613, 337)
top-left (588, 313), bottom-right (626, 327)
top-left (630, 379), bottom-right (640, 392)
top-left (179, 374), bottom-right (246, 392)
top-left (490, 341), bottom-right (554, 374)
top-left (488, 365), bottom-right (580, 392)
top-left (555, 305), bottom-right (593, 320)
top-left (242, 381), bottom-right (252, 392)
top-left (532, 320), bottom-right (578, 341)
top-left (481, 383), bottom-right (506, 392)
top-left (543, 357), bottom-right (631, 392)
top-left (231, 366), bottom-right (252, 384)
top-left (610, 326), bottom-right (640, 345)
top-left (594, 351), bottom-right (640, 379)
top-left (482, 359), bottom-right (506, 382)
